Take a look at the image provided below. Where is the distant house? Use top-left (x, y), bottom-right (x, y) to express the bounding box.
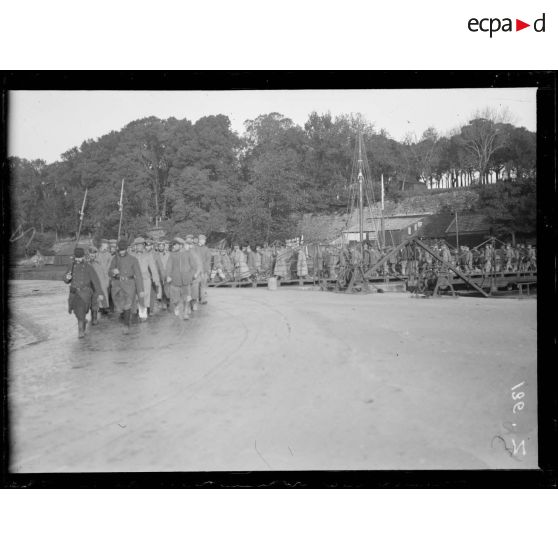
top-left (419, 212), bottom-right (492, 247)
top-left (418, 213), bottom-right (455, 240)
top-left (444, 213), bottom-right (492, 247)
top-left (343, 213), bottom-right (427, 246)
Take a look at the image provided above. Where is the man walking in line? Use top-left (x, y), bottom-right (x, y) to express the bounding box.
top-left (63, 246), bottom-right (104, 338)
top-left (165, 237), bottom-right (199, 320)
top-left (186, 234), bottom-right (203, 311)
top-left (132, 237), bottom-right (161, 321)
top-left (154, 239), bottom-right (171, 310)
top-left (197, 234), bottom-right (212, 304)
top-left (108, 239), bottom-right (144, 331)
top-left (87, 246), bottom-right (110, 321)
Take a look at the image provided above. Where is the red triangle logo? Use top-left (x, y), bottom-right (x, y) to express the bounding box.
top-left (516, 19), bottom-right (530, 31)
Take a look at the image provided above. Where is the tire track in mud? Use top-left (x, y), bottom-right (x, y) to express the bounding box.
top-left (246, 294), bottom-right (292, 338)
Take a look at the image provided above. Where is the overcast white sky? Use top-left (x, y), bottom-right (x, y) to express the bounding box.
top-left (8, 88), bottom-right (537, 163)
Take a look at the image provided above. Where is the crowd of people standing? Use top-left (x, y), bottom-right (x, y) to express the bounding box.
top-left (207, 239), bottom-right (537, 283)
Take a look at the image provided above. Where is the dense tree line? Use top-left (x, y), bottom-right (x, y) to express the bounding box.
top-left (9, 108), bottom-right (536, 250)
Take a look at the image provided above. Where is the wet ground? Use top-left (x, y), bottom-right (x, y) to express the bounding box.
top-left (8, 280), bottom-right (537, 472)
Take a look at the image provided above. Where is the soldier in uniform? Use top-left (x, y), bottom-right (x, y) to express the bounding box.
top-left (297, 246), bottom-right (309, 278)
top-left (165, 237), bottom-right (199, 320)
top-left (108, 239), bottom-right (145, 331)
top-left (273, 245), bottom-right (290, 279)
top-left (439, 242), bottom-right (451, 269)
top-left (526, 244), bottom-right (536, 271)
top-left (494, 245), bottom-right (502, 273)
top-left (144, 238), bottom-right (162, 314)
top-left (132, 237), bottom-right (161, 321)
top-left (246, 245), bottom-right (258, 278)
top-left (211, 249), bottom-right (226, 282)
top-left (254, 246), bottom-right (263, 277)
top-left (63, 247), bottom-right (104, 338)
top-left (196, 234), bottom-right (212, 304)
top-left (154, 239), bottom-right (171, 309)
top-left (515, 244), bottom-right (526, 271)
top-left (260, 243), bottom-right (273, 278)
top-left (187, 234), bottom-right (203, 310)
top-left (221, 248), bottom-right (234, 281)
top-left (504, 243), bottom-right (514, 272)
top-left (483, 243), bottom-right (493, 273)
top-left (87, 246), bottom-right (110, 318)
top-left (96, 239), bottom-right (109, 270)
top-left (232, 244), bottom-right (250, 281)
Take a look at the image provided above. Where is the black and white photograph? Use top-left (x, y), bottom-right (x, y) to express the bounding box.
top-left (4, 77), bottom-right (549, 478)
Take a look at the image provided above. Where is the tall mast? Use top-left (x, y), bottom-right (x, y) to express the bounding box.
top-left (357, 132), bottom-right (364, 254)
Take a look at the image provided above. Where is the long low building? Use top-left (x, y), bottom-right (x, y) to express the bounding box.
top-left (343, 214), bottom-right (428, 246)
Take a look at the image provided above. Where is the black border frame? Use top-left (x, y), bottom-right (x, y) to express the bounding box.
top-left (1, 71), bottom-right (556, 488)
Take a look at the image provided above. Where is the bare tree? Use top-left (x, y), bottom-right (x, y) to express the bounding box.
top-left (459, 107), bottom-right (513, 185)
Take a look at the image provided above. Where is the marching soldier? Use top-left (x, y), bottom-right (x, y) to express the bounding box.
top-left (504, 243), bottom-right (514, 272)
top-left (260, 243), bottom-right (273, 277)
top-left (232, 244), bottom-right (251, 281)
top-left (221, 248), bottom-right (234, 281)
top-left (483, 243), bottom-right (493, 273)
top-left (144, 238), bottom-right (162, 314)
top-left (154, 239), bottom-right (171, 309)
top-left (273, 245), bottom-right (290, 279)
top-left (439, 242), bottom-right (451, 268)
top-left (186, 234), bottom-right (203, 310)
top-left (132, 237), bottom-right (161, 321)
top-left (87, 246), bottom-right (110, 319)
top-left (97, 239), bottom-right (112, 269)
top-left (108, 239), bottom-right (144, 331)
top-left (526, 244), bottom-right (536, 271)
top-left (196, 234), bottom-right (212, 304)
top-left (297, 246), bottom-right (309, 278)
top-left (211, 249), bottom-right (227, 282)
top-left (63, 247), bottom-right (104, 338)
top-left (255, 246), bottom-right (263, 277)
top-left (165, 237), bottom-right (199, 320)
top-left (246, 245), bottom-right (258, 277)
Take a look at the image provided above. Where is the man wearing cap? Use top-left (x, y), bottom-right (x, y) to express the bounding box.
top-left (97, 239), bottom-right (111, 269)
top-left (165, 237), bottom-right (199, 320)
top-left (232, 244), bottom-right (251, 281)
top-left (144, 237), bottom-right (163, 315)
top-left (504, 243), bottom-right (514, 272)
top-left (196, 234), bottom-right (212, 304)
top-left (186, 234), bottom-right (203, 311)
top-left (131, 237), bottom-right (161, 321)
top-left (87, 246), bottom-right (110, 321)
top-left (246, 245), bottom-right (258, 278)
top-left (108, 239), bottom-right (144, 330)
top-left (63, 247), bottom-right (104, 338)
top-left (154, 239), bottom-right (170, 310)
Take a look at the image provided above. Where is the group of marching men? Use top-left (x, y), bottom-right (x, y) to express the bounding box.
top-left (64, 235), bottom-right (211, 338)
top-left (198, 239), bottom-right (538, 284)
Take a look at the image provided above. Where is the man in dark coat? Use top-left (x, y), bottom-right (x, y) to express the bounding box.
top-left (108, 239), bottom-right (144, 330)
top-left (63, 247), bottom-right (104, 338)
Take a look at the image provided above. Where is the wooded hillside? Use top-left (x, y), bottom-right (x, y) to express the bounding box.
top-left (9, 109), bottom-right (536, 251)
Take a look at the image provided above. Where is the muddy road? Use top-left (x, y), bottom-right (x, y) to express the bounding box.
top-left (8, 280), bottom-right (537, 472)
